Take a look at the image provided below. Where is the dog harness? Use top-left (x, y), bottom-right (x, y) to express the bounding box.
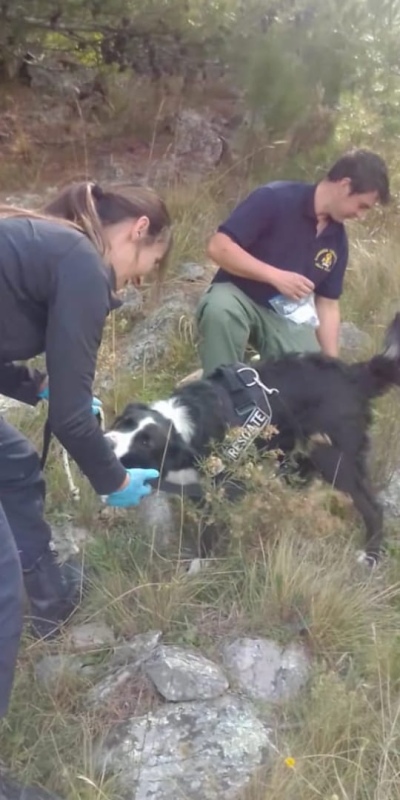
top-left (210, 363), bottom-right (279, 463)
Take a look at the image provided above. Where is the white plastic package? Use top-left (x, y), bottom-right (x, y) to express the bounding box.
top-left (269, 293), bottom-right (320, 328)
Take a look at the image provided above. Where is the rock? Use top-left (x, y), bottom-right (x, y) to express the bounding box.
top-left (136, 493), bottom-right (175, 550)
top-left (221, 638), bottom-right (311, 702)
top-left (51, 522), bottom-right (92, 561)
top-left (0, 397), bottom-right (25, 415)
top-left (110, 631), bottom-right (163, 669)
top-left (34, 654), bottom-right (94, 689)
top-left (174, 110), bottom-right (224, 168)
top-left (0, 397), bottom-right (37, 416)
top-left (118, 285), bottom-right (144, 317)
top-left (379, 470), bottom-right (400, 517)
top-left (120, 289), bottom-right (199, 374)
top-left (87, 632), bottom-right (163, 709)
top-left (146, 154), bottom-right (181, 185)
top-left (3, 188), bottom-right (57, 208)
top-left (66, 622), bottom-right (116, 651)
top-left (144, 645), bottom-right (229, 702)
top-left (178, 262), bottom-right (208, 282)
top-left (3, 193), bottom-right (43, 208)
top-left (24, 56), bottom-right (98, 99)
top-left (339, 322), bottom-right (371, 353)
top-left (147, 110), bottom-right (225, 183)
top-left (0, 775), bottom-right (62, 800)
top-left (87, 663), bottom-right (144, 708)
top-left (95, 694), bottom-right (272, 800)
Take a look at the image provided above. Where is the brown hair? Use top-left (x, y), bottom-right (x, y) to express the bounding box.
top-left (327, 149), bottom-right (390, 205)
top-left (0, 181), bottom-right (173, 276)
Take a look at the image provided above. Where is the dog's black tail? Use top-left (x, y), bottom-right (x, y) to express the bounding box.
top-left (357, 312), bottom-right (400, 398)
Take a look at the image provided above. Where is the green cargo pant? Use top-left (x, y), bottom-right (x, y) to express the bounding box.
top-left (196, 282), bottom-right (320, 376)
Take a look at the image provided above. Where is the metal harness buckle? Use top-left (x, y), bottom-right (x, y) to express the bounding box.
top-left (236, 366), bottom-right (279, 395)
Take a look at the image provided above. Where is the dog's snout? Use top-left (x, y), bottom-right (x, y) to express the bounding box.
top-left (104, 429), bottom-right (132, 461)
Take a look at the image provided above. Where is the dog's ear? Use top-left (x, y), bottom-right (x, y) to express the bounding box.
top-left (120, 402), bottom-right (150, 415)
top-left (111, 401), bottom-right (149, 428)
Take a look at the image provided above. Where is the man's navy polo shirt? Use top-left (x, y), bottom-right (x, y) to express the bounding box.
top-left (212, 181), bottom-right (349, 307)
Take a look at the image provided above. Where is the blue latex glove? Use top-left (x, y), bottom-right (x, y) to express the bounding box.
top-left (38, 385), bottom-right (102, 417)
top-left (38, 385), bottom-right (49, 400)
top-left (105, 468), bottom-right (160, 508)
top-left (92, 396), bottom-right (103, 416)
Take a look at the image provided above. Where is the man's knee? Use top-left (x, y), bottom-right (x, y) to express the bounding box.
top-left (196, 285), bottom-right (249, 334)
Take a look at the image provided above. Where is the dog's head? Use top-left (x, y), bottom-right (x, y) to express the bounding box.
top-left (105, 402), bottom-right (195, 475)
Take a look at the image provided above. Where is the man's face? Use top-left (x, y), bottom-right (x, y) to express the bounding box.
top-left (330, 178), bottom-right (379, 223)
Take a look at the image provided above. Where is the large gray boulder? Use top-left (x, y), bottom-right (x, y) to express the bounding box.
top-left (95, 695), bottom-right (273, 800)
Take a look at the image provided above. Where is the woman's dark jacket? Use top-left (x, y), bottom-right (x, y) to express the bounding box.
top-left (0, 217), bottom-right (126, 494)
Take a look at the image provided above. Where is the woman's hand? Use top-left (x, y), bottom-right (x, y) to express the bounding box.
top-left (38, 381), bottom-right (103, 418)
top-left (104, 468), bottom-right (160, 507)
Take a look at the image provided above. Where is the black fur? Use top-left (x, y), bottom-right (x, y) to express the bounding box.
top-left (107, 313), bottom-right (400, 563)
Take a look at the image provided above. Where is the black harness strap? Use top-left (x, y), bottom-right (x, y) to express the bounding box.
top-left (209, 363), bottom-right (278, 466)
top-left (210, 362), bottom-right (273, 426)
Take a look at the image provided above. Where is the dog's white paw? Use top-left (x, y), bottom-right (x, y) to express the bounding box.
top-left (186, 558), bottom-right (211, 576)
top-left (356, 551), bottom-right (378, 569)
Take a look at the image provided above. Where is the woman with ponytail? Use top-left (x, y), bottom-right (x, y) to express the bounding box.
top-left (0, 181), bottom-right (172, 715)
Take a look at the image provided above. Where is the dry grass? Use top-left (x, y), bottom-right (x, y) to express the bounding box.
top-left (3, 475), bottom-right (400, 798)
top-left (244, 667), bottom-right (400, 799)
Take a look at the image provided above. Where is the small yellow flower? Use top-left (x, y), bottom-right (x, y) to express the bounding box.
top-left (284, 756), bottom-right (296, 769)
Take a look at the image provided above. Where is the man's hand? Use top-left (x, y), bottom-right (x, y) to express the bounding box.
top-left (270, 268), bottom-right (315, 301)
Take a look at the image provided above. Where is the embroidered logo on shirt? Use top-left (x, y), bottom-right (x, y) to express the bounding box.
top-left (314, 248), bottom-right (337, 272)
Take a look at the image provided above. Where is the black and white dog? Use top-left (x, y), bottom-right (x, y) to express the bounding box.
top-left (105, 313), bottom-right (400, 566)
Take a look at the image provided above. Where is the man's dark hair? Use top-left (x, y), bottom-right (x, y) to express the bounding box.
top-left (327, 149), bottom-right (390, 204)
